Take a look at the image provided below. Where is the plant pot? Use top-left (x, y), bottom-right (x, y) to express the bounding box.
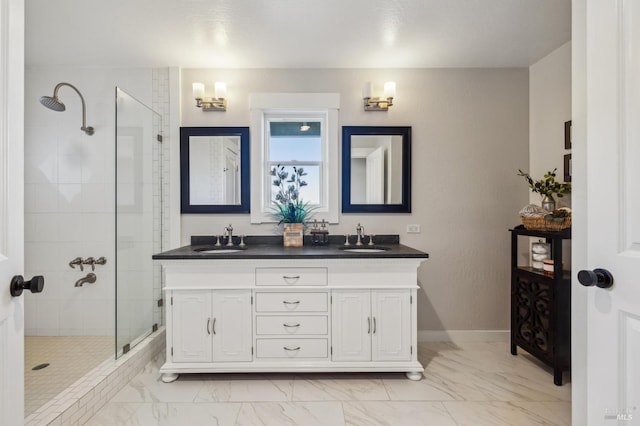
top-left (283, 223), bottom-right (304, 247)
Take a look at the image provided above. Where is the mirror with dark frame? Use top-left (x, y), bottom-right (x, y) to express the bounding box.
top-left (180, 127), bottom-right (250, 213)
top-left (341, 126), bottom-right (411, 213)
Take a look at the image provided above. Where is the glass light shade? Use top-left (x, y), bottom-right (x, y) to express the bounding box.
top-left (384, 81), bottom-right (396, 98)
top-left (193, 82), bottom-right (205, 99)
top-left (214, 82), bottom-right (227, 99)
top-left (362, 82), bottom-right (373, 98)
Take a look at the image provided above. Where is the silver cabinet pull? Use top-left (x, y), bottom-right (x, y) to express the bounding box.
top-left (283, 275), bottom-right (300, 280)
top-left (283, 300), bottom-right (300, 305)
top-left (373, 317), bottom-right (377, 334)
top-left (212, 318), bottom-right (217, 335)
top-left (367, 317), bottom-right (371, 334)
top-left (283, 323), bottom-right (300, 328)
top-left (206, 318), bottom-right (211, 335)
top-left (284, 346), bottom-right (301, 351)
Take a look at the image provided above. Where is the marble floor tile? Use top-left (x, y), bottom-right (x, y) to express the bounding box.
top-left (383, 374), bottom-right (459, 401)
top-left (88, 341), bottom-right (573, 425)
top-left (165, 402), bottom-right (242, 426)
top-left (110, 372), bottom-right (205, 403)
top-left (342, 401), bottom-right (458, 426)
top-left (443, 400), bottom-right (571, 426)
top-left (85, 402), bottom-right (169, 425)
top-left (292, 374), bottom-right (390, 401)
top-left (236, 401), bottom-right (345, 426)
top-left (195, 374), bottom-right (295, 402)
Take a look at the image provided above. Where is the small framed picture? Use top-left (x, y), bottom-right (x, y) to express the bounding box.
top-left (564, 154), bottom-right (572, 182)
top-left (564, 120), bottom-right (572, 149)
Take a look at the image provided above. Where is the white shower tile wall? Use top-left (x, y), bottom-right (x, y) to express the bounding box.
top-left (24, 67), bottom-right (153, 337)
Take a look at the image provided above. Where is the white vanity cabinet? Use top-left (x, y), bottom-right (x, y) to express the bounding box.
top-left (170, 290), bottom-right (252, 363)
top-left (158, 257), bottom-right (425, 382)
top-left (331, 289), bottom-right (411, 362)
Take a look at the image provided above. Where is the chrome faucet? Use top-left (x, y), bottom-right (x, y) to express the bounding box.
top-left (356, 223), bottom-right (365, 246)
top-left (75, 272), bottom-right (97, 287)
top-left (225, 224), bottom-right (234, 246)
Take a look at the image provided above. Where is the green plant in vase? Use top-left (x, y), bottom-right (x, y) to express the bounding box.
top-left (517, 168), bottom-right (571, 211)
top-left (270, 165), bottom-right (316, 224)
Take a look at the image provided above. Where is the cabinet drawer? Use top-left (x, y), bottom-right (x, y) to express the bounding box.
top-left (255, 268), bottom-right (327, 286)
top-left (255, 292), bottom-right (328, 312)
top-left (256, 315), bottom-right (328, 335)
top-left (256, 338), bottom-right (328, 358)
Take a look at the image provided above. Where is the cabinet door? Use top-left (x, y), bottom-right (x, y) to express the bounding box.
top-left (331, 290), bottom-right (371, 361)
top-left (172, 291), bottom-right (212, 363)
top-left (211, 290), bottom-right (253, 362)
top-left (372, 290), bottom-right (411, 361)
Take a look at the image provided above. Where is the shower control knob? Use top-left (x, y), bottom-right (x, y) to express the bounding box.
top-left (10, 275), bottom-right (45, 297)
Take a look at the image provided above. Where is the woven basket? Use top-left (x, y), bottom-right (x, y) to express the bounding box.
top-left (521, 215), bottom-right (571, 231)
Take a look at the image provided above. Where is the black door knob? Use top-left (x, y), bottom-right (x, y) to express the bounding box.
top-left (10, 275), bottom-right (45, 297)
top-left (577, 268), bottom-right (614, 289)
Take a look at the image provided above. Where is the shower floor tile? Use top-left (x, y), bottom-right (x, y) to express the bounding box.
top-left (24, 336), bottom-right (113, 417)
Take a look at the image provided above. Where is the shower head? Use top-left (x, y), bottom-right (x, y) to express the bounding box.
top-left (39, 95), bottom-right (66, 112)
top-left (40, 82), bottom-right (95, 136)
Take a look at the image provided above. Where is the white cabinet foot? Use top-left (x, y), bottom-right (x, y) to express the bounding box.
top-left (161, 373), bottom-right (179, 383)
top-left (406, 371), bottom-right (422, 381)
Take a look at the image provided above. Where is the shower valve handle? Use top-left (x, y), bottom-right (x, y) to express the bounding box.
top-left (82, 257), bottom-right (96, 271)
top-left (69, 257), bottom-right (84, 271)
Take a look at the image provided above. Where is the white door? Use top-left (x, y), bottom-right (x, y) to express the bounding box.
top-left (211, 291), bottom-right (252, 362)
top-left (0, 1), bottom-right (25, 424)
top-left (576, 0), bottom-right (640, 423)
top-left (372, 290), bottom-right (411, 361)
top-left (331, 290), bottom-right (371, 361)
top-left (171, 291), bottom-right (212, 363)
top-left (365, 147), bottom-right (384, 204)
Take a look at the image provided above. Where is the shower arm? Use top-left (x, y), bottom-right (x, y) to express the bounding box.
top-left (53, 82), bottom-right (95, 136)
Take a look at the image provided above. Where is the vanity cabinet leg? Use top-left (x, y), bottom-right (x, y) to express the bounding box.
top-left (161, 373), bottom-right (179, 383)
top-left (553, 369), bottom-right (563, 386)
top-left (406, 371), bottom-right (423, 381)
top-left (511, 343), bottom-right (517, 355)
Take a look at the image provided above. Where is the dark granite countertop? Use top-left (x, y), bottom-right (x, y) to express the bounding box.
top-left (153, 235), bottom-right (428, 260)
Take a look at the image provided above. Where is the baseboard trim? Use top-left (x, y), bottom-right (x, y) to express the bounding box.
top-left (418, 330), bottom-right (509, 342)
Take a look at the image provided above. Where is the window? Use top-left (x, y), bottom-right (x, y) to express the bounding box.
top-left (250, 93), bottom-right (339, 224)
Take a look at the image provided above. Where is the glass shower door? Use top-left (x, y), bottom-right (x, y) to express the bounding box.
top-left (115, 87), bottom-right (163, 357)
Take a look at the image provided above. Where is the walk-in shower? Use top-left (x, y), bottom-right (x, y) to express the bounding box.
top-left (24, 83), bottom-right (163, 417)
top-left (40, 82), bottom-right (95, 135)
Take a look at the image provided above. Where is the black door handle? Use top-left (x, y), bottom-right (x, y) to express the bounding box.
top-left (577, 268), bottom-right (614, 289)
top-left (10, 275), bottom-right (45, 297)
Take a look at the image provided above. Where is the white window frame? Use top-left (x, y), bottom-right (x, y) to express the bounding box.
top-left (250, 93), bottom-right (340, 224)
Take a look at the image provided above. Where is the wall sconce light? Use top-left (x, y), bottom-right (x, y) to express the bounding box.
top-left (193, 82), bottom-right (227, 111)
top-left (362, 81), bottom-right (395, 111)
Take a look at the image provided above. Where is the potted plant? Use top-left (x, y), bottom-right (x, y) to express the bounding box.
top-left (517, 168), bottom-right (571, 211)
top-left (270, 165), bottom-right (315, 247)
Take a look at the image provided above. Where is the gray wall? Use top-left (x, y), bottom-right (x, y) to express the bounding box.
top-left (179, 68), bottom-right (529, 333)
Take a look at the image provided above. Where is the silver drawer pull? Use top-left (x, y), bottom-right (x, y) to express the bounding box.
top-left (284, 346), bottom-right (301, 351)
top-left (283, 323), bottom-right (301, 328)
top-left (283, 300), bottom-right (300, 305)
top-left (283, 275), bottom-right (301, 280)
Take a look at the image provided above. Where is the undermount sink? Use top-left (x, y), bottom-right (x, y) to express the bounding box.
top-left (339, 246), bottom-right (390, 253)
top-left (194, 247), bottom-right (246, 254)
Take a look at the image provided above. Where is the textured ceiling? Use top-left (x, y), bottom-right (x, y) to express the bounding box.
top-left (25, 0), bottom-right (571, 68)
